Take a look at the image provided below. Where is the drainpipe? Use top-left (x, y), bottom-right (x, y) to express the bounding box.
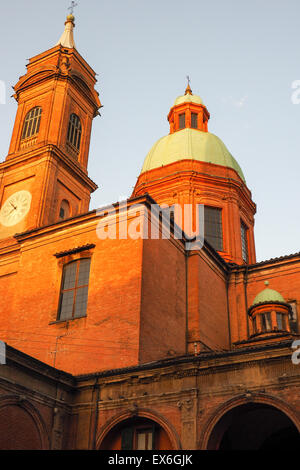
top-left (226, 269), bottom-right (232, 348)
top-left (185, 249), bottom-right (190, 355)
top-left (244, 265), bottom-right (249, 338)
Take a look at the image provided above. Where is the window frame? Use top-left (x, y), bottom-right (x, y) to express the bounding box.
top-left (179, 113), bottom-right (186, 130)
top-left (288, 301), bottom-right (298, 333)
top-left (57, 258), bottom-right (91, 321)
top-left (204, 205), bottom-right (224, 252)
top-left (191, 112), bottom-right (198, 129)
top-left (240, 220), bottom-right (249, 263)
top-left (59, 200), bottom-right (70, 221)
top-left (260, 312), bottom-right (272, 332)
top-left (67, 113), bottom-right (82, 152)
top-left (21, 107), bottom-right (42, 141)
top-left (276, 312), bottom-right (287, 331)
top-left (135, 427), bottom-right (154, 450)
top-left (121, 424), bottom-right (156, 450)
top-left (252, 315), bottom-right (257, 334)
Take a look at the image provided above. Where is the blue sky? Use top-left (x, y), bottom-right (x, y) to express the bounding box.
top-left (1, 0), bottom-right (300, 261)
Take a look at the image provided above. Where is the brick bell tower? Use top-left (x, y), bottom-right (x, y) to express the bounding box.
top-left (133, 83), bottom-right (257, 265)
top-left (0, 13), bottom-right (101, 240)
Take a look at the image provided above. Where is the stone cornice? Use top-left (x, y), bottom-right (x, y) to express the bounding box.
top-left (2, 144), bottom-right (98, 192)
top-left (75, 340), bottom-right (294, 384)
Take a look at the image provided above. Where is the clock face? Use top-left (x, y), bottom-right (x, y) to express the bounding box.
top-left (0, 190), bottom-right (32, 227)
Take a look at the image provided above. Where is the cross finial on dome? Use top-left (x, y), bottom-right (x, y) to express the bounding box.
top-left (185, 76), bottom-right (192, 95)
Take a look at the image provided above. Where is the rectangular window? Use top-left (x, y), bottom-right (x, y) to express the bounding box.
top-left (253, 316), bottom-right (257, 334)
top-left (276, 312), bottom-right (286, 330)
top-left (137, 429), bottom-right (154, 450)
top-left (179, 113), bottom-right (185, 129)
top-left (204, 206), bottom-right (223, 251)
top-left (121, 426), bottom-right (155, 450)
top-left (261, 312), bottom-right (272, 332)
top-left (191, 113), bottom-right (198, 129)
top-left (58, 258), bottom-right (91, 321)
top-left (288, 301), bottom-right (298, 333)
top-left (241, 221), bottom-right (249, 263)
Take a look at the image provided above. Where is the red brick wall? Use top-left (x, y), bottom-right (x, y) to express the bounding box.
top-left (187, 251), bottom-right (229, 351)
top-left (140, 238), bottom-right (186, 362)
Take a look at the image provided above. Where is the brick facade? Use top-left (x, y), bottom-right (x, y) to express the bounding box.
top-left (0, 14), bottom-right (299, 450)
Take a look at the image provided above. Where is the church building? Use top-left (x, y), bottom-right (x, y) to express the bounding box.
top-left (0, 13), bottom-right (299, 450)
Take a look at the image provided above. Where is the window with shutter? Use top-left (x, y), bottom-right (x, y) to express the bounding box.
top-left (58, 258), bottom-right (91, 321)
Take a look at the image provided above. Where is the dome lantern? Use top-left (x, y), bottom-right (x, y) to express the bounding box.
top-left (168, 84), bottom-right (210, 134)
top-left (132, 84), bottom-right (257, 265)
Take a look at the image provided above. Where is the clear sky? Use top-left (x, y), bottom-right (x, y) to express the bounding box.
top-left (0, 0), bottom-right (300, 262)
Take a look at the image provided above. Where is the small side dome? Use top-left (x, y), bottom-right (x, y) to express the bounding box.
top-left (252, 281), bottom-right (285, 307)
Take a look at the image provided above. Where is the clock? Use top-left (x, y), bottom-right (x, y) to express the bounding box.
top-left (0, 190), bottom-right (32, 227)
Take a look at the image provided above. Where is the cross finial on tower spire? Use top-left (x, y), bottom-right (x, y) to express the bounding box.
top-left (68, 1), bottom-right (78, 15)
top-left (56, 4), bottom-right (77, 49)
top-left (185, 76), bottom-right (192, 95)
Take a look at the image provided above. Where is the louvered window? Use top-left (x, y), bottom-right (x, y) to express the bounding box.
top-left (67, 113), bottom-right (82, 151)
top-left (241, 221), bottom-right (249, 263)
top-left (21, 107), bottom-right (42, 140)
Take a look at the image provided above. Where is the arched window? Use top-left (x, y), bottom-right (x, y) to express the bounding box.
top-left (21, 107), bottom-right (42, 140)
top-left (67, 113), bottom-right (82, 151)
top-left (241, 221), bottom-right (249, 263)
top-left (59, 200), bottom-right (70, 220)
top-left (58, 258), bottom-right (91, 321)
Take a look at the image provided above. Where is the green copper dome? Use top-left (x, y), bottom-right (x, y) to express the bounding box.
top-left (252, 286), bottom-right (285, 307)
top-left (141, 128), bottom-right (246, 182)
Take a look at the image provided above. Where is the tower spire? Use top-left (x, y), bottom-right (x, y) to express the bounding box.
top-left (185, 76), bottom-right (192, 95)
top-left (56, 12), bottom-right (76, 49)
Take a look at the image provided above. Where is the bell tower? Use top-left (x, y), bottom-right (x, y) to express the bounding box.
top-left (0, 14), bottom-right (101, 239)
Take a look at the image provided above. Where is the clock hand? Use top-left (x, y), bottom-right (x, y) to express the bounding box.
top-left (9, 201), bottom-right (17, 210)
